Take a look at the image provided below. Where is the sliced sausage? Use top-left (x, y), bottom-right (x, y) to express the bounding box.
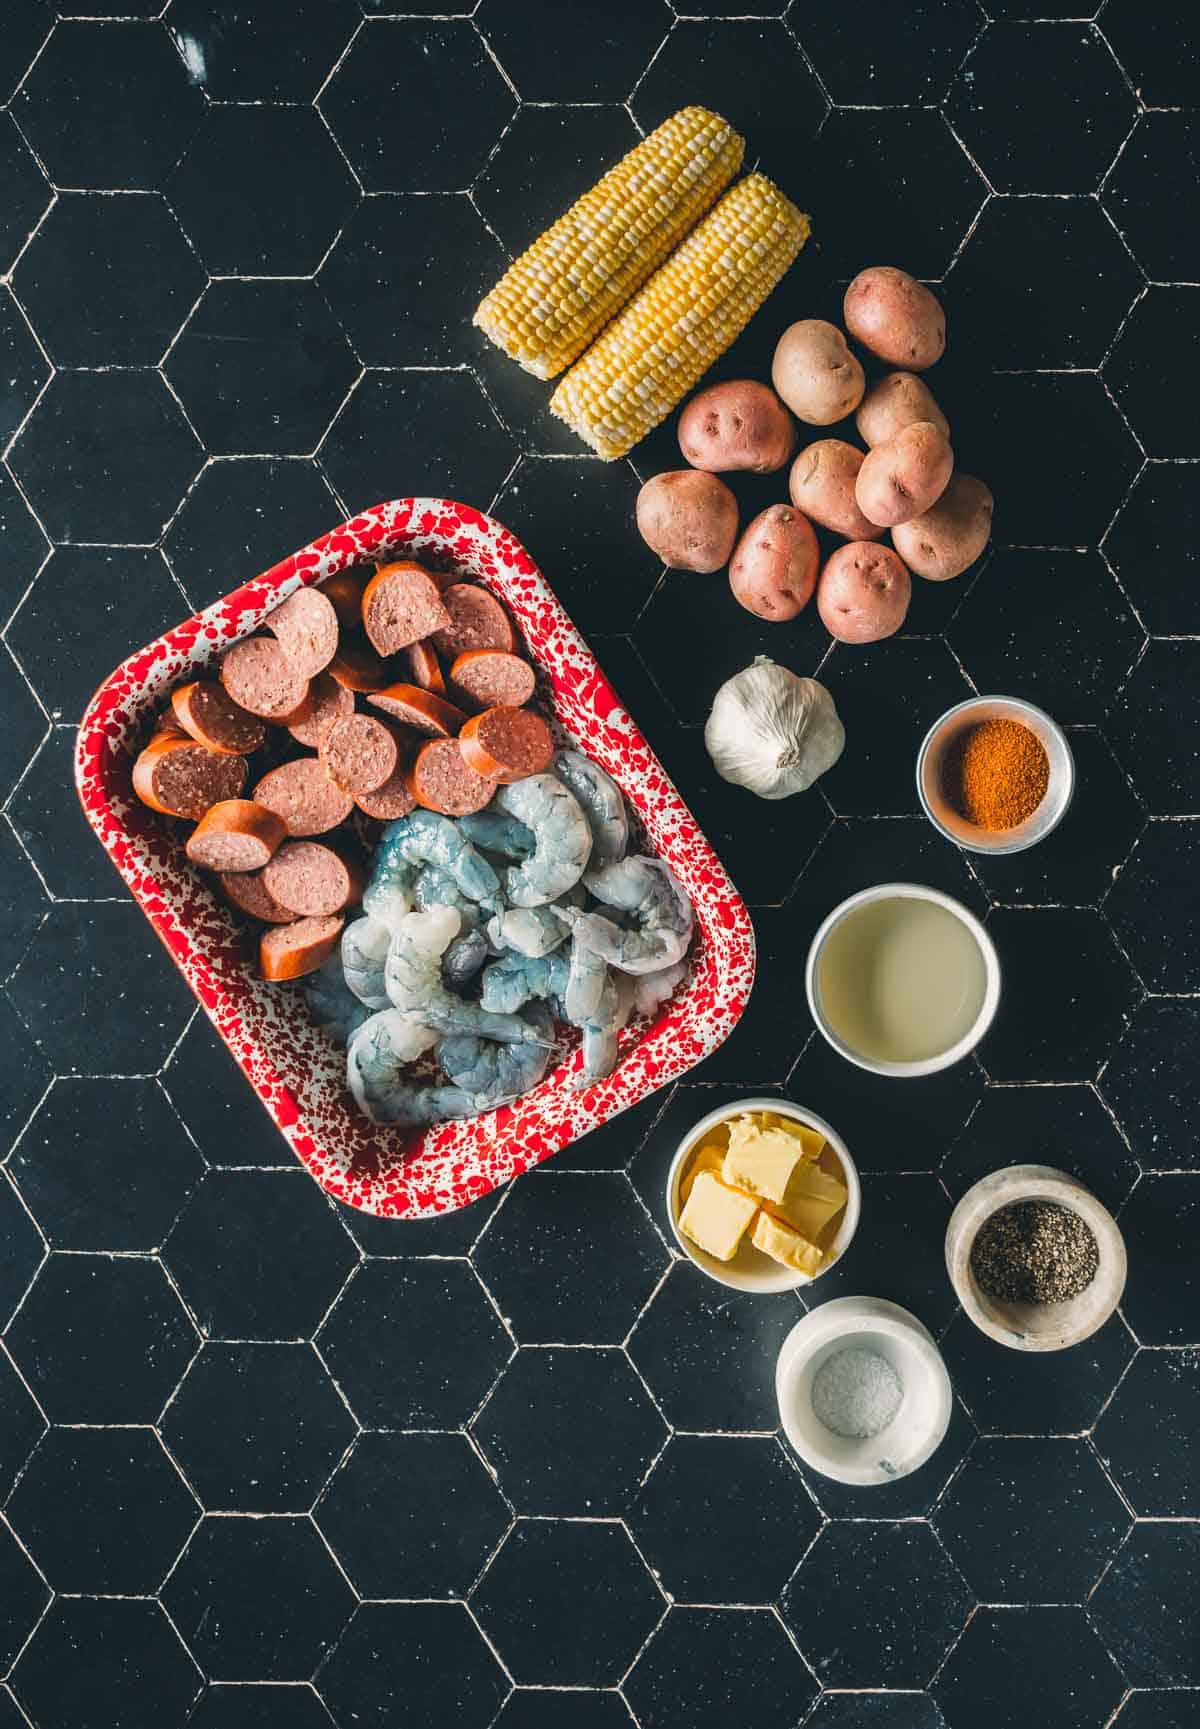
top-left (432, 583), bottom-right (516, 659)
top-left (403, 639), bottom-right (446, 696)
top-left (132, 734), bottom-right (247, 820)
top-left (220, 637), bottom-right (310, 721)
top-left (219, 868), bottom-right (298, 924)
top-left (186, 799), bottom-right (287, 873)
top-left (321, 567), bottom-right (369, 628)
top-left (449, 648), bottom-right (536, 712)
top-left (253, 758), bottom-right (355, 836)
top-left (171, 681), bottom-right (265, 756)
top-left (368, 683), bottom-right (466, 738)
top-left (260, 914), bottom-right (345, 981)
top-left (262, 841), bottom-right (365, 918)
top-left (459, 706), bottom-right (554, 784)
top-left (354, 765), bottom-right (417, 821)
top-left (405, 738), bottom-right (494, 816)
top-left (287, 672), bottom-right (355, 748)
top-left (318, 713), bottom-right (399, 796)
top-left (328, 637), bottom-right (389, 693)
top-left (361, 562), bottom-right (450, 656)
top-left (265, 587), bottom-right (339, 679)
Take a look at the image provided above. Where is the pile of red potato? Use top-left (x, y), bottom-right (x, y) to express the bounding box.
top-left (635, 265), bottom-right (994, 643)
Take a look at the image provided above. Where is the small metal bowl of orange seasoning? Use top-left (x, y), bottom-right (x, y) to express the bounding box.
top-left (916, 695), bottom-right (1074, 855)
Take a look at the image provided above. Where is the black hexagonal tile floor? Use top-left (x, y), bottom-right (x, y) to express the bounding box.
top-left (1094, 1349), bottom-right (1200, 1516)
top-left (8, 727), bottom-right (124, 900)
top-left (336, 1186), bottom-right (502, 1253)
top-left (1109, 642), bottom-right (1200, 816)
top-left (163, 1169), bottom-right (357, 1340)
top-left (1106, 822), bottom-right (1200, 993)
top-left (471, 1519), bottom-right (662, 1686)
top-left (1104, 113), bottom-right (1200, 285)
top-left (1106, 287), bottom-right (1200, 461)
top-left (940, 1307), bottom-right (1136, 1437)
top-left (6, 1426), bottom-right (196, 1594)
top-left (5, 1252), bottom-right (196, 1423)
top-left (1091, 1525), bottom-right (1200, 1686)
top-left (820, 640), bottom-right (974, 817)
top-left (0, 1522), bottom-right (46, 1671)
top-left (979, 908), bottom-right (1140, 1082)
top-left (1100, 0), bottom-right (1197, 107)
top-left (1117, 1175), bottom-right (1200, 1346)
top-left (166, 280), bottom-right (358, 458)
top-left (1, 0), bottom-right (52, 107)
top-left (166, 0), bottom-right (358, 101)
top-left (1110, 1695), bottom-right (1200, 1729)
top-left (806, 1698), bottom-right (947, 1729)
top-left (625, 1606), bottom-right (817, 1729)
top-left (478, 0), bottom-right (668, 102)
top-left (188, 1687), bottom-right (336, 1729)
top-left (12, 1599), bottom-right (200, 1729)
top-left (798, 1394), bottom-right (977, 1523)
top-left (546, 1084), bottom-right (669, 1174)
top-left (942, 1083), bottom-right (1138, 1214)
top-left (0, 1350), bottom-right (44, 1500)
top-left (168, 106), bottom-right (358, 276)
top-left (0, 822), bottom-right (41, 988)
top-left (0, 1176), bottom-right (42, 1330)
top-left (1104, 462), bottom-right (1200, 637)
top-left (473, 104), bottom-right (638, 258)
top-left (164, 457), bottom-right (342, 611)
top-left (315, 1430), bottom-right (508, 1597)
top-left (1101, 1000), bottom-right (1200, 1172)
top-left (0, 115), bottom-right (51, 276)
top-left (493, 1691), bottom-right (634, 1729)
top-left (783, 1523), bottom-right (972, 1689)
top-left (0, 651), bottom-right (44, 811)
top-left (808, 1174), bottom-right (957, 1337)
top-left (473, 1345), bottom-right (665, 1516)
top-left (160, 1014), bottom-right (292, 1167)
top-left (163, 1341), bottom-right (356, 1513)
top-left (795, 0), bottom-right (983, 103)
top-left (318, 1603), bottom-right (507, 1729)
top-left (0, 288), bottom-right (47, 450)
top-left (165, 1515), bottom-right (355, 1682)
top-left (934, 1607), bottom-right (1123, 1729)
top-left (0, 464), bottom-right (48, 615)
top-left (316, 1258), bottom-right (509, 1427)
top-left (0, 998), bottom-right (50, 1159)
top-left (321, 19), bottom-right (516, 192)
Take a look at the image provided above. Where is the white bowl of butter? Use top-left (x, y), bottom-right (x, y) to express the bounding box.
top-left (666, 1098), bottom-right (861, 1293)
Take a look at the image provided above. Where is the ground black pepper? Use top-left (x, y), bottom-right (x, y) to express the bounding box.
top-left (970, 1200), bottom-right (1099, 1304)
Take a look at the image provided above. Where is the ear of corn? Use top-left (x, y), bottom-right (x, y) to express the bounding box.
top-left (549, 173), bottom-right (811, 461)
top-left (473, 106), bottom-right (745, 382)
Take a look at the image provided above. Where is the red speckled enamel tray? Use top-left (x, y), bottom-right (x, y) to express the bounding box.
top-left (75, 499), bottom-right (755, 1217)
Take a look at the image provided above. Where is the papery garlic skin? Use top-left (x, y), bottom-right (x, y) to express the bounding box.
top-left (704, 657), bottom-right (845, 800)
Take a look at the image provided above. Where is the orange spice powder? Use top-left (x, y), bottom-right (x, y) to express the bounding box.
top-left (944, 718), bottom-right (1050, 831)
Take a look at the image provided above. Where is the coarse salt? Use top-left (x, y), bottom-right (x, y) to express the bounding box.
top-left (810, 1346), bottom-right (904, 1440)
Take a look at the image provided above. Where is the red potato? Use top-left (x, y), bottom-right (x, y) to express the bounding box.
top-left (728, 504), bottom-right (819, 621)
top-left (431, 584), bottom-right (516, 659)
top-left (817, 543), bottom-right (912, 643)
top-left (132, 733), bottom-right (247, 820)
top-left (635, 470), bottom-right (739, 573)
top-left (252, 758), bottom-right (355, 836)
top-left (262, 841), bottom-right (364, 918)
top-left (459, 706), bottom-right (554, 783)
top-left (855, 420), bottom-right (954, 528)
top-left (361, 562), bottom-right (450, 656)
top-left (287, 672), bottom-right (355, 748)
top-left (171, 681), bottom-right (265, 756)
top-left (678, 380), bottom-right (796, 475)
top-left (844, 267), bottom-right (946, 371)
top-left (788, 440), bottom-right (882, 541)
top-left (318, 713), bottom-right (399, 796)
top-left (186, 800), bottom-right (287, 873)
top-left (856, 371), bottom-right (949, 448)
top-left (891, 473), bottom-right (994, 581)
top-left (220, 637), bottom-right (309, 722)
top-left (264, 587), bottom-right (339, 679)
top-left (259, 915), bottom-right (345, 982)
top-left (771, 320), bottom-right (865, 426)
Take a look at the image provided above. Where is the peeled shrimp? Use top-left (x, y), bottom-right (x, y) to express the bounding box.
top-left (381, 810), bottom-right (500, 910)
top-left (563, 934), bottom-right (608, 1025)
top-left (346, 1009), bottom-right (466, 1125)
top-left (487, 904), bottom-right (568, 959)
top-left (553, 749), bottom-right (628, 865)
top-left (341, 917), bottom-right (391, 1010)
top-left (437, 1005), bottom-right (555, 1111)
top-left (362, 835), bottom-right (417, 931)
top-left (305, 956), bottom-right (371, 1047)
top-left (385, 905), bottom-right (549, 1044)
top-left (459, 808), bottom-right (535, 860)
top-left (442, 927), bottom-right (489, 990)
top-left (494, 775), bottom-right (592, 908)
top-left (554, 856), bottom-right (693, 975)
top-left (414, 865), bottom-right (490, 987)
top-left (578, 971), bottom-right (635, 1086)
top-left (631, 957), bottom-right (689, 1018)
top-left (479, 948), bottom-right (569, 1015)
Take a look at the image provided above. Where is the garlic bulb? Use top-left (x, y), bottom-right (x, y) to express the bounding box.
top-left (704, 658), bottom-right (845, 800)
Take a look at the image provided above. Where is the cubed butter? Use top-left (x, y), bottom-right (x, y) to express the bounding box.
top-left (760, 1111), bottom-right (826, 1163)
top-left (679, 1143), bottom-right (725, 1205)
top-left (678, 1171), bottom-right (758, 1262)
top-left (751, 1211), bottom-right (823, 1277)
top-left (770, 1162), bottom-right (848, 1239)
top-left (722, 1116), bottom-right (805, 1203)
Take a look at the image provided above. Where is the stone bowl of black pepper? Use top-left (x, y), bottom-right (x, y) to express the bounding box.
top-left (945, 1164), bottom-right (1126, 1351)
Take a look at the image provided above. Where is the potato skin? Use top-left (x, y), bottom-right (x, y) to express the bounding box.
top-left (817, 543), bottom-right (912, 644)
top-left (771, 320), bottom-right (865, 427)
top-left (728, 504), bottom-right (819, 621)
top-left (855, 420), bottom-right (954, 528)
top-left (856, 371), bottom-right (949, 448)
top-left (892, 473), bottom-right (994, 581)
top-left (635, 470), bottom-right (739, 573)
top-left (678, 380), bottom-right (796, 475)
top-left (844, 267), bottom-right (946, 371)
top-left (788, 439), bottom-right (882, 541)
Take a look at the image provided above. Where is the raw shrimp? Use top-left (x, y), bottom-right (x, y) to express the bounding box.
top-left (346, 1009), bottom-right (467, 1125)
top-left (305, 956), bottom-right (371, 1046)
top-left (385, 905), bottom-right (549, 1044)
top-left (554, 857), bottom-right (693, 974)
top-left (578, 971), bottom-right (635, 1085)
top-left (487, 904), bottom-right (568, 959)
top-left (442, 927), bottom-right (489, 989)
top-left (438, 1005), bottom-right (555, 1111)
top-left (479, 948), bottom-right (569, 1015)
top-left (382, 810), bottom-right (501, 910)
top-left (362, 835), bottom-right (417, 931)
top-left (413, 866), bottom-right (490, 989)
top-left (494, 775), bottom-right (592, 907)
top-left (631, 957), bottom-right (689, 1018)
top-left (458, 809), bottom-right (535, 859)
top-left (553, 749), bottom-right (628, 865)
top-left (563, 934), bottom-right (608, 1025)
top-left (341, 916), bottom-right (391, 1009)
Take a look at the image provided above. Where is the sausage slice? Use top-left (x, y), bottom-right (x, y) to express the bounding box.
top-left (260, 914), bottom-right (345, 981)
top-left (368, 683), bottom-right (466, 738)
top-left (262, 841), bottom-right (364, 917)
top-left (171, 681), bottom-right (265, 756)
top-left (432, 583), bottom-right (516, 659)
top-left (459, 706), bottom-right (554, 784)
top-left (265, 588), bottom-right (339, 679)
top-left (321, 567), bottom-right (369, 628)
top-left (132, 734), bottom-right (247, 820)
top-left (403, 639), bottom-right (446, 696)
top-left (287, 672), bottom-right (355, 748)
top-left (405, 738), bottom-right (494, 816)
top-left (186, 799), bottom-right (287, 873)
top-left (449, 648), bottom-right (535, 711)
top-left (354, 765), bottom-right (417, 821)
top-left (318, 713), bottom-right (399, 796)
top-left (219, 868), bottom-right (298, 924)
top-left (361, 562), bottom-right (450, 656)
top-left (220, 637), bottom-right (310, 721)
top-left (253, 758), bottom-right (355, 836)
top-left (328, 637), bottom-right (389, 694)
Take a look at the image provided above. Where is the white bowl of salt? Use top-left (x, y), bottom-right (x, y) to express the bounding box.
top-left (775, 1297), bottom-right (952, 1486)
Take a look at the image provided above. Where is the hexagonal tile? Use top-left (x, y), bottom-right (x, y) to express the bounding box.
top-left (8, 727), bottom-right (125, 899)
top-left (946, 23), bottom-right (1135, 193)
top-left (1106, 287), bottom-right (1200, 460)
top-left (315, 1431), bottom-right (508, 1597)
top-left (808, 1174), bottom-right (957, 1336)
top-left (0, 1350), bottom-right (45, 1499)
top-left (546, 1084), bottom-right (670, 1175)
top-left (0, 1175), bottom-right (43, 1330)
top-left (478, 0), bottom-right (667, 101)
top-left (164, 1515), bottom-right (355, 1682)
top-left (318, 1604), bottom-right (506, 1729)
top-left (0, 288), bottom-right (47, 450)
top-left (940, 1307), bottom-right (1135, 1437)
top-left (319, 371), bottom-right (516, 521)
top-left (627, 1261), bottom-right (802, 1432)
top-left (981, 906), bottom-right (1141, 1081)
top-left (0, 997), bottom-right (50, 1158)
top-left (820, 640), bottom-right (973, 816)
top-left (1101, 1000), bottom-right (1200, 1172)
top-left (1109, 642), bottom-right (1200, 816)
top-left (163, 1169), bottom-right (357, 1340)
top-left (473, 1173), bottom-right (668, 1345)
top-left (321, 19), bottom-right (515, 192)
top-left (316, 1259), bottom-right (509, 1427)
top-left (473, 104), bottom-right (637, 259)
top-left (12, 1599), bottom-right (200, 1729)
top-left (943, 1084), bottom-right (1137, 1214)
top-left (9, 368), bottom-right (202, 545)
top-left (493, 1692), bottom-right (633, 1729)
top-left (1104, 462), bottom-right (1200, 636)
top-left (189, 1687), bottom-right (336, 1729)
top-left (788, 1033), bottom-right (980, 1173)
top-left (1104, 114), bottom-right (1200, 283)
top-left (166, 0), bottom-right (358, 100)
top-left (5, 1252), bottom-right (195, 1423)
top-left (1100, 0), bottom-right (1198, 107)
top-left (933, 1607), bottom-right (1123, 1729)
top-left (161, 1001), bottom-right (313, 1167)
top-left (1091, 1525), bottom-right (1200, 1685)
top-left (471, 1519), bottom-right (661, 1686)
top-left (1117, 1175), bottom-right (1200, 1345)
top-left (794, 0), bottom-right (983, 103)
top-left (1106, 822), bottom-right (1200, 992)
top-left (168, 106), bottom-right (358, 276)
top-left (164, 457), bottom-right (342, 611)
top-left (1111, 1696), bottom-right (1200, 1729)
top-left (0, 116), bottom-right (51, 278)
top-left (0, 465), bottom-right (48, 618)
top-left (1094, 1349), bottom-right (1200, 1515)
top-left (7, 1427), bottom-right (196, 1593)
top-left (0, 821), bottom-right (41, 984)
top-left (166, 281), bottom-right (358, 458)
top-left (473, 1345), bottom-right (665, 1516)
top-left (783, 1524), bottom-right (971, 1688)
top-left (162, 1341), bottom-right (356, 1513)
top-left (625, 1607), bottom-right (817, 1729)
top-left (0, 653), bottom-right (43, 810)
top-left (1, 1), bottom-right (52, 106)
top-left (0, 1521), bottom-right (46, 1670)
top-left (806, 1699), bottom-right (946, 1729)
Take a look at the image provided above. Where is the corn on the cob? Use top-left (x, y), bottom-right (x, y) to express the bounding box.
top-left (473, 106), bottom-right (744, 382)
top-left (549, 173), bottom-right (811, 461)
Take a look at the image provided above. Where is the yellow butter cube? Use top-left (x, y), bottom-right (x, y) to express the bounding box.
top-left (751, 1211), bottom-right (823, 1277)
top-left (760, 1111), bottom-right (825, 1163)
top-left (770, 1162), bottom-right (847, 1239)
top-left (678, 1171), bottom-right (758, 1262)
top-left (722, 1116), bottom-right (804, 1204)
top-left (680, 1144), bottom-right (725, 1206)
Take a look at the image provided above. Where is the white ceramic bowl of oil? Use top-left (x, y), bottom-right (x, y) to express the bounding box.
top-left (805, 882), bottom-right (1001, 1080)
top-left (776, 1296), bottom-right (953, 1486)
top-left (916, 694), bottom-right (1075, 856)
top-left (665, 1097), bottom-right (861, 1294)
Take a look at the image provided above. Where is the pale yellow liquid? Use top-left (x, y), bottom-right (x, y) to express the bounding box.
top-left (817, 896), bottom-right (987, 1065)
